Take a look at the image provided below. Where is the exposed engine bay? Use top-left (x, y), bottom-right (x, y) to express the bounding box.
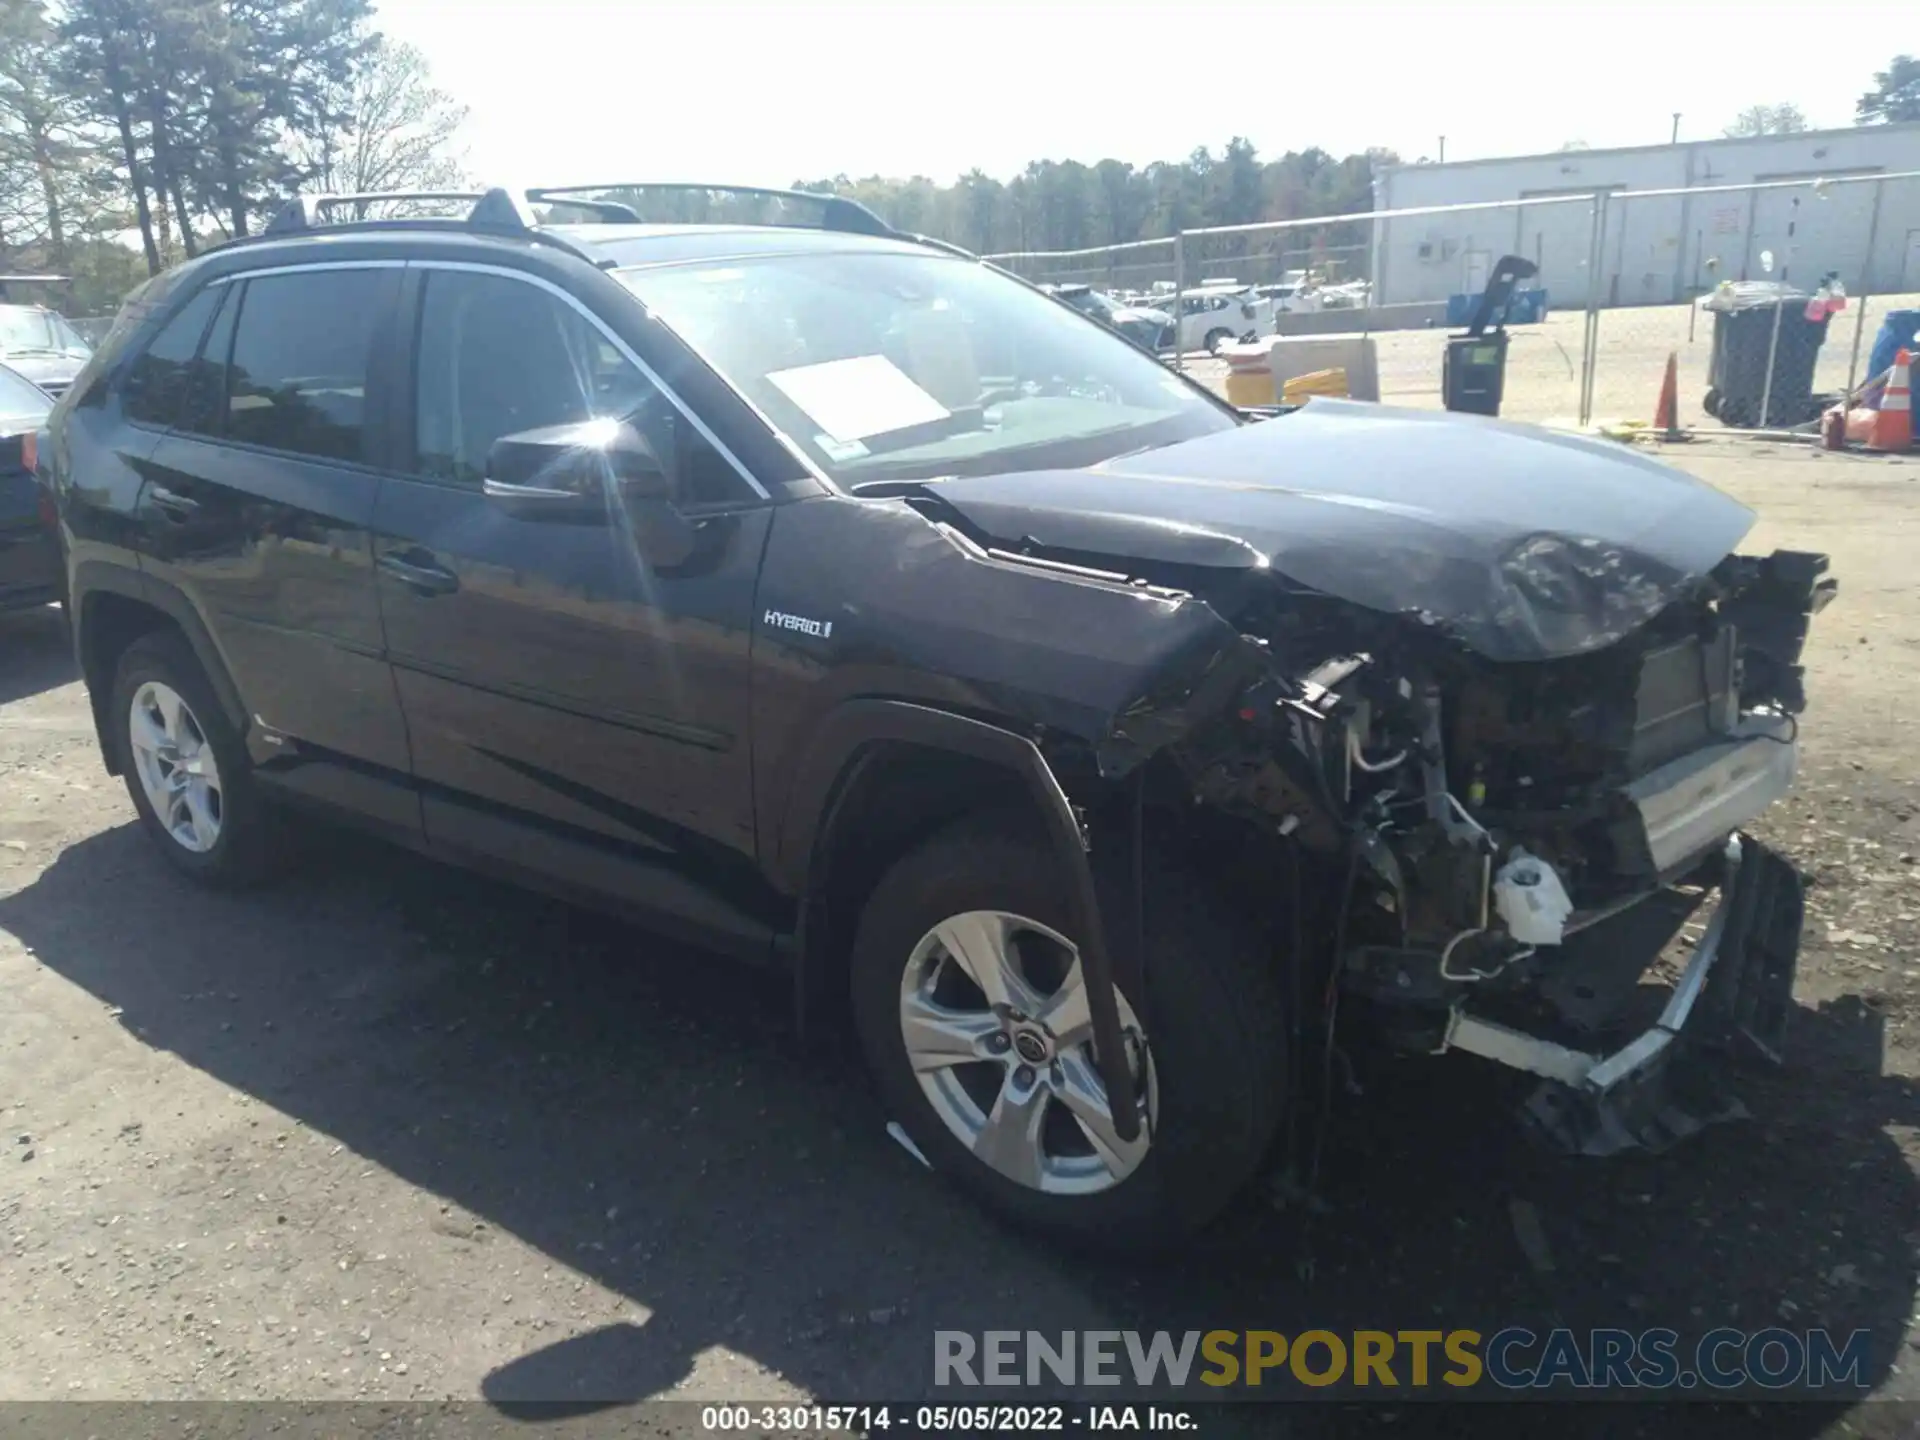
top-left (1160, 547), bottom-right (1833, 1151)
top-left (1177, 548), bottom-right (1827, 952)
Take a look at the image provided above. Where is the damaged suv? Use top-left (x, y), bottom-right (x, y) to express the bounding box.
top-left (40, 186), bottom-right (1833, 1246)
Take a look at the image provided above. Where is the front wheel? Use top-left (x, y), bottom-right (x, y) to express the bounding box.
top-left (850, 811), bottom-right (1289, 1248)
top-left (1204, 327), bottom-right (1233, 354)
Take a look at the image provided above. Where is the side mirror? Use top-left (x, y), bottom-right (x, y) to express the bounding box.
top-left (483, 419), bottom-right (669, 522)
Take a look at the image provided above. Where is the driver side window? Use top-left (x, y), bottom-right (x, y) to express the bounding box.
top-left (412, 269), bottom-right (752, 507)
top-left (415, 270), bottom-right (627, 487)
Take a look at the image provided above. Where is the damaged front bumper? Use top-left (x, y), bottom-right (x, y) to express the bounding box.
top-left (1438, 834), bottom-right (1804, 1155)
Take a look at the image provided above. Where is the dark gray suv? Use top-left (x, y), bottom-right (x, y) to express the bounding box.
top-left (38, 184), bottom-right (1831, 1247)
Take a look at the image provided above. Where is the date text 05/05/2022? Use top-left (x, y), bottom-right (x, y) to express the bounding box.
top-left (700, 1404), bottom-right (1196, 1432)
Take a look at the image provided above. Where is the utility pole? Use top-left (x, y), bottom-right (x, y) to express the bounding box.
top-left (1438, 135), bottom-right (1446, 163)
top-left (1671, 112), bottom-right (1681, 144)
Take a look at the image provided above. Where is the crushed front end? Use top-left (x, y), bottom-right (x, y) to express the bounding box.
top-left (1171, 548), bottom-right (1836, 1153)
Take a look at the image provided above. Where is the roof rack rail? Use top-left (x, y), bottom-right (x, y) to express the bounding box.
top-left (264, 189), bottom-right (504, 235)
top-left (256, 185), bottom-right (619, 268)
top-left (524, 184), bottom-right (896, 238)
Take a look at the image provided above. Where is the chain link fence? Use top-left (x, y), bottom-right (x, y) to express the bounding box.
top-left (1590, 174), bottom-right (1920, 432)
top-left (987, 171), bottom-right (1920, 433)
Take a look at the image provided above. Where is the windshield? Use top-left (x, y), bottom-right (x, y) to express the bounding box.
top-left (0, 305), bottom-right (87, 356)
top-left (617, 252), bottom-right (1234, 485)
top-left (0, 362), bottom-right (48, 417)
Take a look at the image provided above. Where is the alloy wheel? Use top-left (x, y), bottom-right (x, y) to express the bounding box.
top-left (898, 910), bottom-right (1156, 1195)
top-left (128, 681), bottom-right (223, 854)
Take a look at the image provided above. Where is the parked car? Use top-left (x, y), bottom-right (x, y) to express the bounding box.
top-left (0, 302), bottom-right (93, 400)
top-left (1176, 286), bottom-right (1272, 353)
top-left (42, 184), bottom-right (1830, 1247)
top-left (1316, 280), bottom-right (1371, 310)
top-left (0, 361), bottom-right (59, 615)
top-left (1038, 283), bottom-right (1172, 352)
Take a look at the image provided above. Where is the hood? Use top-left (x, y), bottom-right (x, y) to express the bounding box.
top-left (926, 398), bottom-right (1757, 662)
top-left (1, 352), bottom-right (84, 390)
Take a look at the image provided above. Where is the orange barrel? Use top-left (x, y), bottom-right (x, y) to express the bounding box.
top-left (1219, 342), bottom-right (1275, 406)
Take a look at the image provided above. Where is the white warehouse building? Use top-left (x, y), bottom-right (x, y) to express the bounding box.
top-left (1370, 123), bottom-right (1920, 309)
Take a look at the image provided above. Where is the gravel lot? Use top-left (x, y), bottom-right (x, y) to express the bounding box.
top-left (1, 440), bottom-right (1917, 1429)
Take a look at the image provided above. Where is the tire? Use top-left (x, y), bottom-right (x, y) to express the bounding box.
top-left (110, 628), bottom-right (281, 887)
top-left (850, 810), bottom-right (1288, 1248)
top-left (1204, 327), bottom-right (1233, 354)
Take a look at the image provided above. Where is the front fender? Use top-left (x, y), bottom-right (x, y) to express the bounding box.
top-left (774, 696), bottom-right (1141, 1143)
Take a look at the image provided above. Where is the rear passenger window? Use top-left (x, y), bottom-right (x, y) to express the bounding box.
top-left (121, 286), bottom-right (220, 427)
top-left (180, 285), bottom-right (238, 437)
top-left (226, 270), bottom-right (384, 463)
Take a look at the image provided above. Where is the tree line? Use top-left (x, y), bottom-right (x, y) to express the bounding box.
top-left (0, 0), bottom-right (465, 310)
top-left (796, 139), bottom-right (1390, 259)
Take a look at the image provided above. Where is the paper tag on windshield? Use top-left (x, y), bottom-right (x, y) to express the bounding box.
top-left (816, 435), bottom-right (870, 462)
top-left (766, 355), bottom-right (950, 443)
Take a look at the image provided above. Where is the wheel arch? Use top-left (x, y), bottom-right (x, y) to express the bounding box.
top-left (71, 565), bottom-right (247, 776)
top-left (778, 699), bottom-right (1142, 1142)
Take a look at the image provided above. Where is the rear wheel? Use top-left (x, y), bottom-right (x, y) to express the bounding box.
top-left (111, 630), bottom-right (281, 886)
top-left (850, 811), bottom-right (1288, 1247)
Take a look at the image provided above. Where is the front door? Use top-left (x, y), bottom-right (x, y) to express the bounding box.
top-left (371, 263), bottom-right (769, 892)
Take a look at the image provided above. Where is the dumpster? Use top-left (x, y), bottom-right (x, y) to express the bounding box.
top-left (1699, 282), bottom-right (1831, 428)
top-left (1444, 288), bottom-right (1548, 327)
top-left (1866, 309), bottom-right (1920, 397)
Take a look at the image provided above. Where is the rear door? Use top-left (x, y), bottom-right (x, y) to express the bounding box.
top-left (134, 262), bottom-right (415, 811)
top-left (371, 262), bottom-right (770, 899)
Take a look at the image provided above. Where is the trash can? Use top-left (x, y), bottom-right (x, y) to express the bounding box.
top-left (1442, 332), bottom-right (1510, 416)
top-left (1699, 282), bottom-right (1831, 428)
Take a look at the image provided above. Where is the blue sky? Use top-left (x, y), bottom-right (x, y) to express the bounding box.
top-left (369, 0), bottom-right (1898, 187)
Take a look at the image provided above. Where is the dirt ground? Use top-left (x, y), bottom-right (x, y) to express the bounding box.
top-left (0, 440), bottom-right (1917, 1430)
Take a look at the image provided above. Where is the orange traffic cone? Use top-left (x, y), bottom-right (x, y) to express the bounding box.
top-left (1654, 351), bottom-right (1680, 439)
top-left (1867, 348), bottom-right (1913, 453)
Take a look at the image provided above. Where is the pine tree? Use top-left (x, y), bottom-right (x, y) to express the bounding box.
top-left (58, 0), bottom-right (165, 271)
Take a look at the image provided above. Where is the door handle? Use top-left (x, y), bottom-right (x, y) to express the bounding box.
top-left (378, 551), bottom-right (460, 597)
top-left (147, 485), bottom-right (199, 519)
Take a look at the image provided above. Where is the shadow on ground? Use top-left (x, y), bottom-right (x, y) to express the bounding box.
top-left (0, 819), bottom-right (1914, 1435)
top-left (0, 604), bottom-right (75, 704)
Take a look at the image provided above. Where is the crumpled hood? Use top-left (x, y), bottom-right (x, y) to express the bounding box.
top-left (929, 398), bottom-right (1757, 662)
